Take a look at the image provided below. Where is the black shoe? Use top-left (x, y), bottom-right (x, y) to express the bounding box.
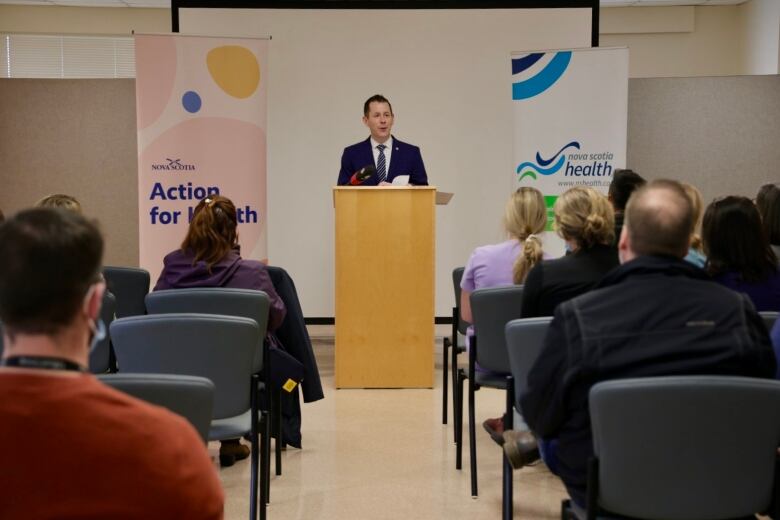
top-left (219, 440), bottom-right (250, 467)
top-left (219, 453), bottom-right (236, 467)
top-left (502, 430), bottom-right (540, 470)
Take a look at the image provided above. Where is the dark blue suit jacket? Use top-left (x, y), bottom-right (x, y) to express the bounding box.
top-left (337, 136), bottom-right (428, 186)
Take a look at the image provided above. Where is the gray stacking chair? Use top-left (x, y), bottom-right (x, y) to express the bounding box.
top-left (562, 376), bottom-right (780, 520)
top-left (98, 373), bottom-right (215, 444)
top-left (760, 311), bottom-right (778, 332)
top-left (456, 285), bottom-right (524, 499)
top-left (443, 267), bottom-right (468, 426)
top-left (110, 313), bottom-right (267, 520)
top-left (144, 287), bottom-right (281, 489)
top-left (145, 288), bottom-right (270, 373)
top-left (503, 317), bottom-right (553, 520)
top-left (89, 291), bottom-right (116, 374)
top-left (103, 266), bottom-right (150, 318)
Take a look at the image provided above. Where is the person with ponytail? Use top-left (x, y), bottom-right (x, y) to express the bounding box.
top-left (520, 186), bottom-right (619, 318)
top-left (681, 182), bottom-right (706, 268)
top-left (459, 187), bottom-right (547, 444)
top-left (154, 195), bottom-right (286, 466)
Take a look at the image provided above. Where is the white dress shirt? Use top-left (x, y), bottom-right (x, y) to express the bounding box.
top-left (370, 136), bottom-right (393, 180)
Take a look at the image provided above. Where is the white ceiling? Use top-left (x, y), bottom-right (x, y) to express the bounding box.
top-left (0, 0), bottom-right (750, 7)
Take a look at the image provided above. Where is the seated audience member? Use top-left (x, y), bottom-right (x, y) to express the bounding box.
top-left (460, 187), bottom-right (547, 443)
top-left (154, 194), bottom-right (286, 466)
top-left (607, 168), bottom-right (645, 244)
top-left (0, 208), bottom-right (223, 519)
top-left (756, 183), bottom-right (780, 261)
top-left (681, 182), bottom-right (706, 268)
top-left (510, 180), bottom-right (775, 508)
top-left (520, 186), bottom-right (619, 318)
top-left (702, 196), bottom-right (780, 312)
top-left (36, 193), bottom-right (83, 213)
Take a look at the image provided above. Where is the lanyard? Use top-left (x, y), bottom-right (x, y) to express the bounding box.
top-left (3, 356), bottom-right (85, 373)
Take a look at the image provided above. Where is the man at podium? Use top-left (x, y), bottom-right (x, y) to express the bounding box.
top-left (337, 94), bottom-right (428, 187)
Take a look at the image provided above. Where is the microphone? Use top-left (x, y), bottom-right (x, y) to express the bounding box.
top-left (349, 165), bottom-right (376, 185)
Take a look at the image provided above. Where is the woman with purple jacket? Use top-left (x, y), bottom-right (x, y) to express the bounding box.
top-left (154, 194), bottom-right (286, 465)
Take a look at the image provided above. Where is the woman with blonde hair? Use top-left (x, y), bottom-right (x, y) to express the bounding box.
top-left (681, 182), bottom-right (706, 268)
top-left (154, 194), bottom-right (286, 466)
top-left (459, 186), bottom-right (547, 443)
top-left (460, 187), bottom-right (547, 323)
top-left (521, 186), bottom-right (619, 318)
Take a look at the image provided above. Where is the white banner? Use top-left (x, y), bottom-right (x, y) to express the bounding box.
top-left (135, 34), bottom-right (269, 277)
top-left (512, 47), bottom-right (628, 255)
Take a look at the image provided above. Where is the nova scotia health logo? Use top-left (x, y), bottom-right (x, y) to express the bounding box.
top-left (517, 141), bottom-right (580, 181)
top-left (512, 51), bottom-right (572, 100)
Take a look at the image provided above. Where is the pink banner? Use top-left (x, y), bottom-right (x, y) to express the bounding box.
top-left (135, 34), bottom-right (268, 278)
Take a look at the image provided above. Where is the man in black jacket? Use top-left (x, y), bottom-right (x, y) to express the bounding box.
top-left (513, 179), bottom-right (776, 507)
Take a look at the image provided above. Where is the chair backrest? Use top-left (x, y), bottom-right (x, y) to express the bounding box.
top-left (110, 313), bottom-right (258, 420)
top-left (452, 267), bottom-right (469, 335)
top-left (103, 266), bottom-right (150, 318)
top-left (590, 376), bottom-right (780, 519)
top-left (470, 285), bottom-right (524, 373)
top-left (505, 317), bottom-right (552, 408)
top-left (145, 288), bottom-right (270, 372)
top-left (98, 373), bottom-right (214, 444)
top-left (760, 311), bottom-right (778, 332)
top-left (88, 290), bottom-right (116, 374)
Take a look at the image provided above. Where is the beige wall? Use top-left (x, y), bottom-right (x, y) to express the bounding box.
top-left (0, 5), bottom-right (169, 35)
top-left (3, 4), bottom-right (776, 79)
top-left (600, 2), bottom-right (780, 78)
top-left (738, 0), bottom-right (780, 75)
top-left (601, 6), bottom-right (743, 78)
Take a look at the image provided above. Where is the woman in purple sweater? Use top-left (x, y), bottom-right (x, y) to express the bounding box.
top-left (702, 195), bottom-right (780, 312)
top-left (154, 194), bottom-right (286, 465)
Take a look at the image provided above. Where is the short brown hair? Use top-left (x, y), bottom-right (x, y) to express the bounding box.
top-left (0, 208), bottom-right (103, 335)
top-left (624, 179), bottom-right (694, 258)
top-left (181, 195), bottom-right (238, 270)
top-left (363, 94), bottom-right (393, 117)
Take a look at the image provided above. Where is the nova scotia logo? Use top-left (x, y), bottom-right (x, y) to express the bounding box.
top-left (517, 141), bottom-right (580, 181)
top-left (152, 158), bottom-right (196, 171)
top-left (512, 51), bottom-right (572, 100)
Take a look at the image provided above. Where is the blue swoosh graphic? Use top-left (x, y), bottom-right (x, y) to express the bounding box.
top-left (512, 51), bottom-right (572, 100)
top-left (536, 141), bottom-right (580, 167)
top-left (516, 155), bottom-right (566, 176)
top-left (511, 53), bottom-right (544, 75)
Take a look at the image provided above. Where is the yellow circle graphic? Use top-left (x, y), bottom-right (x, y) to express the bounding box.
top-left (206, 46), bottom-right (260, 99)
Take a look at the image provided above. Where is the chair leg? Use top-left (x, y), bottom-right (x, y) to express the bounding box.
top-left (250, 374), bottom-right (261, 520)
top-left (442, 336), bottom-right (450, 425)
top-left (452, 340), bottom-right (460, 443)
top-left (586, 458), bottom-right (599, 520)
top-left (468, 372), bottom-right (478, 498)
top-left (264, 410), bottom-right (272, 504)
top-left (274, 390), bottom-right (282, 476)
top-left (456, 368), bottom-right (465, 470)
top-left (467, 336), bottom-right (478, 498)
top-left (503, 377), bottom-right (515, 520)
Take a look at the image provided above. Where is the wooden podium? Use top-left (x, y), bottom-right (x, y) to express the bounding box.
top-left (333, 186), bottom-right (436, 388)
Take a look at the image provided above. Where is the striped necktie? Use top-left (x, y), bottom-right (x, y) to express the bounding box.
top-left (376, 144), bottom-right (387, 183)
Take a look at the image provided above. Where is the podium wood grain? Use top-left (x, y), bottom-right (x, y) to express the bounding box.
top-left (334, 187), bottom-right (435, 388)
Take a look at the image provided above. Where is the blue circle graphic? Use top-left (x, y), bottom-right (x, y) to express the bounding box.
top-left (182, 91), bottom-right (202, 113)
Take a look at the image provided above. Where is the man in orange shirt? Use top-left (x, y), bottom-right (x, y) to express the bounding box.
top-left (0, 208), bottom-right (224, 519)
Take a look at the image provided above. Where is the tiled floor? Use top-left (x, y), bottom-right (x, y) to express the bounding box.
top-left (218, 326), bottom-right (568, 519)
